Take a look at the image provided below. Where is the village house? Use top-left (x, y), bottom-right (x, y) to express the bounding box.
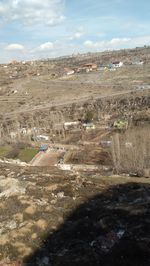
top-left (10, 132), bottom-right (18, 139)
top-left (111, 61), bottom-right (124, 68)
top-left (77, 63), bottom-right (97, 73)
top-left (64, 121), bottom-right (81, 130)
top-left (36, 135), bottom-right (49, 141)
top-left (19, 127), bottom-right (38, 136)
top-left (64, 68), bottom-right (75, 76)
top-left (83, 63), bottom-right (97, 70)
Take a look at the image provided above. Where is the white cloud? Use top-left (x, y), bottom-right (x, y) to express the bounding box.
top-left (84, 38), bottom-right (130, 49)
top-left (84, 36), bottom-right (150, 51)
top-left (109, 38), bottom-right (130, 45)
top-left (0, 0), bottom-right (65, 26)
top-left (130, 36), bottom-right (150, 47)
top-left (5, 43), bottom-right (25, 51)
top-left (38, 42), bottom-right (54, 51)
top-left (1, 35), bottom-right (150, 64)
top-left (84, 40), bottom-right (95, 48)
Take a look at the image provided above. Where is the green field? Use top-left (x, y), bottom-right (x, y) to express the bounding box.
top-left (0, 145), bottom-right (38, 163)
top-left (0, 146), bottom-right (12, 158)
top-left (17, 148), bottom-right (38, 162)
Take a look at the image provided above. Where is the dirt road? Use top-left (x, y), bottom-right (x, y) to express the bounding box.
top-left (30, 149), bottom-right (63, 166)
top-left (3, 85), bottom-right (150, 119)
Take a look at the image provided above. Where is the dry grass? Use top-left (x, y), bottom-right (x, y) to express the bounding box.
top-left (111, 125), bottom-right (150, 175)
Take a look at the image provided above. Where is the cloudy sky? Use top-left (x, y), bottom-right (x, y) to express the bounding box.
top-left (0, 0), bottom-right (150, 63)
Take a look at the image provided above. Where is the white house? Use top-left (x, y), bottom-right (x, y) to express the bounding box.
top-left (64, 121), bottom-right (80, 130)
top-left (10, 132), bottom-right (17, 139)
top-left (36, 135), bottom-right (49, 141)
top-left (112, 61), bottom-right (123, 68)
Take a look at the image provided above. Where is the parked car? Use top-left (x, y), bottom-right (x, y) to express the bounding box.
top-left (39, 144), bottom-right (48, 152)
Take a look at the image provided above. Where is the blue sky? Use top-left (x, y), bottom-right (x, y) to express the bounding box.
top-left (0, 0), bottom-right (150, 63)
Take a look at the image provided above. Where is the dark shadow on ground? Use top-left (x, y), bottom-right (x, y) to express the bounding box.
top-left (24, 182), bottom-right (150, 266)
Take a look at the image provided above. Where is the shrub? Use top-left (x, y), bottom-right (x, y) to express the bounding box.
top-left (84, 110), bottom-right (94, 123)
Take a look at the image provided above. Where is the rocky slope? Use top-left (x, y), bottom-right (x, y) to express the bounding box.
top-left (0, 163), bottom-right (150, 265)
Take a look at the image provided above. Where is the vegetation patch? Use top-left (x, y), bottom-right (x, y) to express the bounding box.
top-left (0, 143), bottom-right (38, 163)
top-left (17, 148), bottom-right (38, 163)
top-left (0, 145), bottom-right (12, 158)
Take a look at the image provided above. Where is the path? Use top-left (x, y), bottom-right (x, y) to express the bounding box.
top-left (30, 148), bottom-right (64, 166)
top-left (3, 84), bottom-right (150, 119)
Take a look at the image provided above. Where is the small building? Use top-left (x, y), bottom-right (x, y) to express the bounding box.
top-left (83, 63), bottom-right (97, 71)
top-left (100, 140), bottom-right (112, 147)
top-left (112, 61), bottom-right (123, 68)
top-left (64, 121), bottom-right (81, 130)
top-left (83, 123), bottom-right (95, 130)
top-left (36, 135), bottom-right (49, 141)
top-left (64, 68), bottom-right (75, 76)
top-left (77, 63), bottom-right (97, 73)
top-left (19, 127), bottom-right (36, 136)
top-left (10, 132), bottom-right (17, 139)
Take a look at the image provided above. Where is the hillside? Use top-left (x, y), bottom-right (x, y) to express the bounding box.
top-left (0, 46), bottom-right (150, 265)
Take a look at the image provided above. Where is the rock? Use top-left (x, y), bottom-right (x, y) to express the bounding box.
top-left (45, 206), bottom-right (53, 212)
top-left (36, 219), bottom-right (48, 230)
top-left (24, 205), bottom-right (37, 215)
top-left (0, 221), bottom-right (17, 234)
top-left (46, 184), bottom-right (59, 191)
top-left (13, 213), bottom-right (23, 223)
top-left (0, 234), bottom-right (9, 245)
top-left (0, 178), bottom-right (26, 198)
top-left (57, 192), bottom-right (65, 198)
top-left (18, 246), bottom-right (32, 257)
top-left (50, 199), bottom-right (57, 204)
top-left (0, 158), bottom-right (28, 166)
top-left (58, 217), bottom-right (64, 224)
top-left (18, 226), bottom-right (31, 235)
top-left (31, 233), bottom-right (38, 240)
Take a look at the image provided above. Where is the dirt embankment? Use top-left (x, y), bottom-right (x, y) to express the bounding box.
top-left (0, 89), bottom-right (149, 141)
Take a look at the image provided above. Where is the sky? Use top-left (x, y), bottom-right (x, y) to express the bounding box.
top-left (0, 0), bottom-right (150, 63)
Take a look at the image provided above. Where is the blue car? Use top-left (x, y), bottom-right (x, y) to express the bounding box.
top-left (39, 144), bottom-right (48, 152)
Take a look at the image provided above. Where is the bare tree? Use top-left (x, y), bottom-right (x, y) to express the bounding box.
top-left (111, 126), bottom-right (150, 176)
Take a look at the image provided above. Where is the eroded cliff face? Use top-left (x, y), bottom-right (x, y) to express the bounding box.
top-left (0, 90), bottom-right (149, 141)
